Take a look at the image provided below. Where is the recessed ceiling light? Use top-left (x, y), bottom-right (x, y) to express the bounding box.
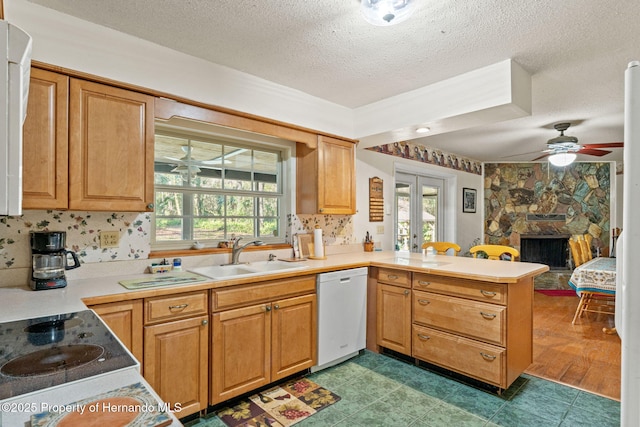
top-left (416, 127), bottom-right (430, 134)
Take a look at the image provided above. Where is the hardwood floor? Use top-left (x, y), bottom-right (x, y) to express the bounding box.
top-left (525, 291), bottom-right (621, 400)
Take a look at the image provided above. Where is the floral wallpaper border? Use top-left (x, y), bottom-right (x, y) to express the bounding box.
top-left (367, 141), bottom-right (482, 175)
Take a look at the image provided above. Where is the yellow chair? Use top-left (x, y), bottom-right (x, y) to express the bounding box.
top-left (568, 237), bottom-right (584, 267)
top-left (470, 244), bottom-right (519, 261)
top-left (422, 242), bottom-right (461, 256)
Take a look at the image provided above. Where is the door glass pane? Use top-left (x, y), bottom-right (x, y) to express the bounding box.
top-left (422, 185), bottom-right (438, 243)
top-left (395, 183), bottom-right (411, 251)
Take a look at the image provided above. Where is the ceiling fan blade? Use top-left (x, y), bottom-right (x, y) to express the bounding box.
top-left (577, 148), bottom-right (611, 156)
top-left (582, 142), bottom-right (623, 149)
top-left (532, 153), bottom-right (550, 161)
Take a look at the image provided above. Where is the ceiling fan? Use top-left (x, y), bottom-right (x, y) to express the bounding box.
top-left (163, 146), bottom-right (218, 179)
top-left (533, 123), bottom-right (623, 166)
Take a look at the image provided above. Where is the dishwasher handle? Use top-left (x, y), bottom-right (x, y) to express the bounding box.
top-left (339, 277), bottom-right (352, 283)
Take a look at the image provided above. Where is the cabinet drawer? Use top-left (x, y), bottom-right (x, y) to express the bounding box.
top-left (145, 291), bottom-right (208, 324)
top-left (212, 276), bottom-right (316, 311)
top-left (413, 273), bottom-right (506, 305)
top-left (377, 268), bottom-right (410, 288)
top-left (412, 325), bottom-right (505, 387)
top-left (413, 291), bottom-right (505, 346)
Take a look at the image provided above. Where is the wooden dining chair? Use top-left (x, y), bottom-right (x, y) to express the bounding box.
top-left (568, 237), bottom-right (584, 267)
top-left (422, 242), bottom-right (461, 256)
top-left (469, 244), bottom-right (519, 261)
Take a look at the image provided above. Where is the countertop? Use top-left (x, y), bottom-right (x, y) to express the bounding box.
top-left (0, 251), bottom-right (549, 323)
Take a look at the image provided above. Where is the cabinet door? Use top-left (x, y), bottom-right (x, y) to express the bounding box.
top-left (211, 304), bottom-right (271, 404)
top-left (377, 284), bottom-right (412, 355)
top-left (296, 135), bottom-right (356, 215)
top-left (22, 68), bottom-right (69, 209)
top-left (317, 136), bottom-right (356, 214)
top-left (68, 79), bottom-right (154, 211)
top-left (271, 294), bottom-right (317, 381)
top-left (90, 300), bottom-right (143, 363)
top-left (144, 315), bottom-right (209, 417)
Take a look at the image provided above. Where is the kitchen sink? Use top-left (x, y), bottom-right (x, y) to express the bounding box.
top-left (189, 260), bottom-right (309, 280)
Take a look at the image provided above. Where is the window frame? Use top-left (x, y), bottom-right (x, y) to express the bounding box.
top-left (151, 124), bottom-right (293, 251)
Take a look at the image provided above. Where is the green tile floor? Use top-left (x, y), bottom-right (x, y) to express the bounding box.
top-left (184, 350), bottom-right (620, 427)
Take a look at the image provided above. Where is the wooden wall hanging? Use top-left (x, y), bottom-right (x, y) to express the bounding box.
top-left (369, 177), bottom-right (384, 222)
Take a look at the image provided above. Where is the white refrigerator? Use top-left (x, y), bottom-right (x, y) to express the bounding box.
top-left (619, 60), bottom-right (640, 426)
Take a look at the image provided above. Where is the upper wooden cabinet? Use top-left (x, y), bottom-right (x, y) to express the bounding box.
top-left (69, 79), bottom-right (154, 211)
top-left (22, 68), bottom-right (155, 212)
top-left (297, 135), bottom-right (356, 215)
top-left (22, 68), bottom-right (69, 209)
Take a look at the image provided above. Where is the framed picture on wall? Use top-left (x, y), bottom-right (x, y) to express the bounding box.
top-left (463, 188), bottom-right (477, 213)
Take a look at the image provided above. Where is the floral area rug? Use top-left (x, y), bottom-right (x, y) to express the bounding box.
top-left (216, 377), bottom-right (341, 427)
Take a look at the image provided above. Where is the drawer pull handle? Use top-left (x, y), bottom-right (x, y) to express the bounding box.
top-left (480, 311), bottom-right (497, 319)
top-left (418, 299), bottom-right (430, 305)
top-left (169, 304), bottom-right (188, 310)
top-left (387, 274), bottom-right (399, 279)
top-left (480, 290), bottom-right (497, 297)
top-left (417, 334), bottom-right (430, 340)
top-left (404, 290), bottom-right (410, 296)
top-left (418, 281), bottom-right (431, 286)
top-left (480, 352), bottom-right (497, 361)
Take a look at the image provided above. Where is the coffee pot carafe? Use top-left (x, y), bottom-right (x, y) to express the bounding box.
top-left (30, 231), bottom-right (80, 290)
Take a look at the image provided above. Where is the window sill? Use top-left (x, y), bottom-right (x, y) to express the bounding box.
top-left (149, 243), bottom-right (293, 259)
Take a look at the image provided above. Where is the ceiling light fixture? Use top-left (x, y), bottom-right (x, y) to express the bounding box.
top-left (360, 0), bottom-right (417, 26)
top-left (548, 152), bottom-right (576, 167)
top-left (416, 127), bottom-right (430, 134)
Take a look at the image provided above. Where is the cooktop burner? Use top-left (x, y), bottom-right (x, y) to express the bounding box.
top-left (1, 344), bottom-right (105, 377)
top-left (0, 310), bottom-right (137, 400)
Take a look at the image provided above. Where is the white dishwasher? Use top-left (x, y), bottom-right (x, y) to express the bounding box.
top-left (313, 267), bottom-right (368, 372)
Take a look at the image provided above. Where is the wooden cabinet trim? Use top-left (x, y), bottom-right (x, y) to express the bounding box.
top-left (89, 300), bottom-right (143, 364)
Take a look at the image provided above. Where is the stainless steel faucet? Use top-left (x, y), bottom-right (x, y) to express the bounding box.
top-left (229, 237), bottom-right (264, 265)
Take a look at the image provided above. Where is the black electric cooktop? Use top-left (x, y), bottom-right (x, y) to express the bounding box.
top-left (0, 310), bottom-right (137, 400)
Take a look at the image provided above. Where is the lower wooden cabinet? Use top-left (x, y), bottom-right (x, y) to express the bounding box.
top-left (377, 283), bottom-right (412, 355)
top-left (89, 300), bottom-right (143, 363)
top-left (211, 282), bottom-right (316, 405)
top-left (143, 291), bottom-right (209, 417)
top-left (144, 315), bottom-right (209, 417)
top-left (376, 268), bottom-right (412, 356)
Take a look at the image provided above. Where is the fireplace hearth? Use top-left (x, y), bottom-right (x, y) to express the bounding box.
top-left (520, 234), bottom-right (571, 270)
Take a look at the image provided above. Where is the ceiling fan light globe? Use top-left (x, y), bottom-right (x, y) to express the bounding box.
top-left (548, 152), bottom-right (576, 167)
top-left (360, 0), bottom-right (416, 26)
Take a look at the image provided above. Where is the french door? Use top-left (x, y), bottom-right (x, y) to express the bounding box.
top-left (395, 173), bottom-right (444, 253)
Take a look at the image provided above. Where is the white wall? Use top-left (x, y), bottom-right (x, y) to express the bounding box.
top-left (354, 149), bottom-right (484, 253)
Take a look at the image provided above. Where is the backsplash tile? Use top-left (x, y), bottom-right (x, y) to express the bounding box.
top-left (0, 210), bottom-right (151, 269)
top-left (0, 211), bottom-right (353, 273)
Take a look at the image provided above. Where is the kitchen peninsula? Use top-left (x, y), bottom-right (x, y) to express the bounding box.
top-left (0, 250), bottom-right (548, 424)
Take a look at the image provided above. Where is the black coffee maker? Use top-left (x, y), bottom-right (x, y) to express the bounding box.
top-left (30, 231), bottom-right (80, 290)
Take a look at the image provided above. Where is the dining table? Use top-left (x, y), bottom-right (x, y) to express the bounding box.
top-left (568, 256), bottom-right (617, 333)
top-left (569, 256), bottom-right (617, 296)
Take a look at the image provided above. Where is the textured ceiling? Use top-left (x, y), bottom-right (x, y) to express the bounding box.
top-left (24, 0), bottom-right (640, 163)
